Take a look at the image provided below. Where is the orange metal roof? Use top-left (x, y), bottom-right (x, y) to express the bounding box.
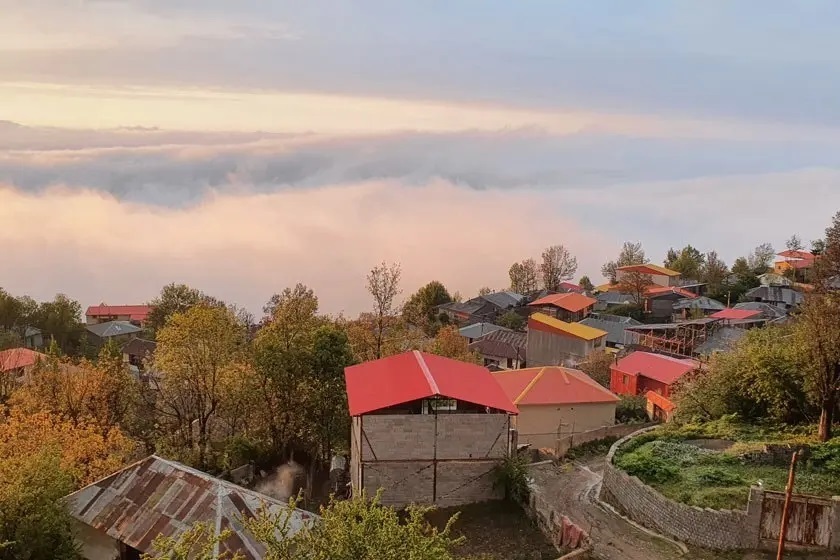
top-left (613, 351), bottom-right (699, 386)
top-left (617, 263), bottom-right (681, 277)
top-left (0, 348), bottom-right (46, 373)
top-left (494, 366), bottom-right (618, 406)
top-left (86, 305), bottom-right (152, 322)
top-left (777, 250), bottom-right (816, 260)
top-left (709, 308), bottom-right (762, 320)
top-left (528, 313), bottom-right (607, 341)
top-left (528, 292), bottom-right (597, 312)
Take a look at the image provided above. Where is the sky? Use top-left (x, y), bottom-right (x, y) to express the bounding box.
top-left (2, 1), bottom-right (840, 315)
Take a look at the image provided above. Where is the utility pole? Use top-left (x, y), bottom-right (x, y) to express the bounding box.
top-left (776, 450), bottom-right (800, 560)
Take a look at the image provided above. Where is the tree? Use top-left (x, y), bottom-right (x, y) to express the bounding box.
top-left (602, 241), bottom-right (647, 283)
top-left (701, 251), bottom-right (729, 294)
top-left (477, 286), bottom-right (493, 297)
top-left (796, 292), bottom-right (840, 441)
top-left (617, 270), bottom-right (653, 307)
top-left (811, 239), bottom-right (826, 256)
top-left (786, 234), bottom-right (804, 252)
top-left (664, 245), bottom-right (705, 280)
top-left (747, 242), bottom-right (775, 275)
top-left (508, 259), bottom-right (540, 294)
top-left (151, 304), bottom-right (245, 468)
top-left (34, 294), bottom-right (83, 355)
top-left (818, 211), bottom-right (840, 282)
top-left (143, 523), bottom-right (242, 560)
top-left (146, 283), bottom-right (208, 336)
top-left (540, 245), bottom-right (578, 291)
top-left (402, 281), bottom-right (452, 333)
top-left (497, 310), bottom-right (525, 331)
top-left (578, 275), bottom-right (595, 294)
top-left (578, 351), bottom-right (613, 388)
top-left (426, 325), bottom-right (480, 364)
top-left (366, 262), bottom-right (402, 359)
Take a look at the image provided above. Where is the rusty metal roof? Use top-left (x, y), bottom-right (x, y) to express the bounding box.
top-left (65, 455), bottom-right (316, 558)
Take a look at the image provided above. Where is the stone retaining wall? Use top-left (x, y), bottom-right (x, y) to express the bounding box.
top-left (555, 422), bottom-right (654, 457)
top-left (599, 427), bottom-right (763, 550)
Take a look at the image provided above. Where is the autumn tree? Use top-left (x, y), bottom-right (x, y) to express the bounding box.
top-left (747, 242), bottom-right (775, 275)
top-left (366, 262), bottom-right (402, 359)
top-left (578, 351), bottom-right (614, 388)
top-left (601, 241), bottom-right (647, 283)
top-left (617, 270), bottom-right (653, 307)
top-left (478, 286), bottom-right (493, 296)
top-left (508, 258), bottom-right (540, 294)
top-left (578, 275), bottom-right (595, 294)
top-left (540, 245), bottom-right (578, 291)
top-left (817, 210), bottom-right (840, 283)
top-left (426, 325), bottom-right (480, 364)
top-left (811, 238), bottom-right (826, 256)
top-left (402, 281), bottom-right (452, 335)
top-left (151, 304), bottom-right (245, 468)
top-left (143, 523), bottom-right (242, 560)
top-left (146, 283), bottom-right (219, 336)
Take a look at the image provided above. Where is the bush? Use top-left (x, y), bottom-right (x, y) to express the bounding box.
top-left (689, 466), bottom-right (745, 487)
top-left (685, 487), bottom-right (748, 510)
top-left (615, 443), bottom-right (681, 484)
top-left (493, 454), bottom-right (530, 503)
top-left (565, 436), bottom-right (618, 460)
top-left (615, 395), bottom-right (648, 424)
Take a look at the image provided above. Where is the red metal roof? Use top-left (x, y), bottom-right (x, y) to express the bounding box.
top-left (0, 348), bottom-right (46, 373)
top-left (344, 351), bottom-right (518, 415)
top-left (86, 304), bottom-right (152, 322)
top-left (777, 250), bottom-right (816, 260)
top-left (558, 282), bottom-right (584, 293)
top-left (613, 351), bottom-right (699, 386)
top-left (709, 308), bottom-right (762, 320)
top-left (494, 366), bottom-right (618, 406)
top-left (528, 292), bottom-right (597, 312)
top-left (645, 286), bottom-right (698, 299)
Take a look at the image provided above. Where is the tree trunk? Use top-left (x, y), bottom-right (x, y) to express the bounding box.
top-left (818, 394), bottom-right (836, 442)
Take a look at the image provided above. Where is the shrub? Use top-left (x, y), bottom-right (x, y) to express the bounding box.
top-left (615, 448), bottom-right (680, 484)
top-left (493, 454), bottom-right (530, 503)
top-left (686, 487), bottom-right (748, 510)
top-left (615, 395), bottom-right (648, 424)
top-left (689, 467), bottom-right (745, 487)
top-left (565, 436), bottom-right (618, 460)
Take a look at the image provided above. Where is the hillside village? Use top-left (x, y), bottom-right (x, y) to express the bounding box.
top-left (2, 214), bottom-right (840, 560)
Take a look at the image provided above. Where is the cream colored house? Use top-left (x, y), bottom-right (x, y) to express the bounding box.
top-left (494, 366), bottom-right (618, 451)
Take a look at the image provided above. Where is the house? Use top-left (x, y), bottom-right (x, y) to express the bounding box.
top-left (494, 366), bottom-right (618, 450)
top-left (437, 300), bottom-right (498, 325)
top-left (86, 320), bottom-right (142, 350)
top-left (0, 347), bottom-right (46, 380)
top-left (65, 455), bottom-right (316, 560)
top-left (594, 290), bottom-right (634, 312)
top-left (527, 292), bottom-right (597, 322)
top-left (616, 263), bottom-right (681, 287)
top-left (578, 313), bottom-right (642, 350)
top-left (672, 296), bottom-right (726, 321)
top-left (345, 351), bottom-right (517, 507)
top-left (644, 286), bottom-right (698, 320)
top-left (526, 313), bottom-right (608, 366)
top-left (85, 305), bottom-right (152, 327)
top-left (24, 327), bottom-right (43, 349)
top-left (710, 307), bottom-right (763, 322)
top-left (557, 282), bottom-right (585, 294)
top-left (458, 322), bottom-right (508, 344)
top-left (758, 272), bottom-right (793, 287)
top-left (774, 250), bottom-right (819, 283)
top-left (742, 285), bottom-right (804, 310)
top-left (468, 329), bottom-right (526, 370)
top-left (121, 338), bottom-right (156, 373)
top-left (610, 351), bottom-right (699, 420)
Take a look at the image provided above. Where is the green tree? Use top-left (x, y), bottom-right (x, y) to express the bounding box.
top-left (578, 275), bottom-right (595, 294)
top-left (309, 325), bottom-right (355, 463)
top-left (601, 241), bottom-right (647, 283)
top-left (700, 251), bottom-right (729, 294)
top-left (142, 523), bottom-right (242, 560)
top-left (366, 262), bottom-right (402, 359)
top-left (497, 310), bottom-right (525, 331)
top-left (540, 244), bottom-right (578, 291)
top-left (402, 281), bottom-right (452, 335)
top-left (508, 258), bottom-right (540, 294)
top-left (35, 294), bottom-right (83, 356)
top-left (817, 211), bottom-right (840, 283)
top-left (811, 238), bottom-right (826, 256)
top-left (664, 245), bottom-right (705, 280)
top-left (146, 283), bottom-right (209, 336)
top-left (747, 242), bottom-right (775, 275)
top-left (786, 234), bottom-right (804, 252)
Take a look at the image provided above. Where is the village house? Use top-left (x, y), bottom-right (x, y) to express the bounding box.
top-left (65, 455), bottom-right (316, 560)
top-left (644, 286), bottom-right (698, 321)
top-left (86, 320), bottom-right (142, 351)
top-left (0, 348), bottom-right (47, 398)
top-left (610, 351), bottom-right (699, 420)
top-left (85, 304), bottom-right (152, 328)
top-left (578, 313), bottom-right (641, 350)
top-left (345, 351), bottom-right (518, 507)
top-left (526, 313), bottom-right (608, 366)
top-left (527, 292), bottom-right (597, 322)
top-left (468, 329), bottom-right (526, 370)
top-left (593, 290), bottom-right (634, 312)
top-left (437, 291), bottom-right (524, 325)
top-left (494, 366), bottom-right (618, 451)
top-left (774, 249), bottom-right (819, 283)
top-left (458, 322), bottom-right (508, 344)
top-left (742, 285), bottom-right (804, 311)
top-left (121, 338), bottom-right (156, 374)
top-left (616, 263), bottom-right (682, 287)
top-left (671, 296), bottom-right (726, 321)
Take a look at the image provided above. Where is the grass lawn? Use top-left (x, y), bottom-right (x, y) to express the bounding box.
top-left (613, 418), bottom-right (840, 510)
top-left (426, 500), bottom-right (560, 560)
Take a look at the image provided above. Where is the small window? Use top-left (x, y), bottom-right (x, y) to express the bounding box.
top-left (506, 357), bottom-right (514, 368)
top-left (428, 399), bottom-right (457, 412)
top-left (623, 374), bottom-right (630, 386)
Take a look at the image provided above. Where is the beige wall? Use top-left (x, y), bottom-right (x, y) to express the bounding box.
top-left (74, 520), bottom-right (120, 560)
top-left (527, 329), bottom-right (606, 366)
top-left (514, 402), bottom-right (616, 451)
top-left (616, 270), bottom-right (678, 287)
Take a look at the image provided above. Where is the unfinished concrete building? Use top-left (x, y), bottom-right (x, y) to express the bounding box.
top-left (344, 351), bottom-right (518, 508)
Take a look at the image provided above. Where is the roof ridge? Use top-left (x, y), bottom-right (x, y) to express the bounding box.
top-left (413, 350), bottom-right (440, 396)
top-left (515, 367), bottom-right (547, 405)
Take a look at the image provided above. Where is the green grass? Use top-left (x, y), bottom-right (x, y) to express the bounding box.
top-left (613, 418), bottom-right (840, 510)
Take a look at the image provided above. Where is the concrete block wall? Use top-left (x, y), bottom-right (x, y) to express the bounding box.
top-left (599, 427), bottom-right (762, 550)
top-left (362, 461), bottom-right (434, 506)
top-left (360, 415), bottom-right (436, 461)
top-left (436, 414), bottom-right (509, 459)
top-left (435, 461), bottom-right (500, 507)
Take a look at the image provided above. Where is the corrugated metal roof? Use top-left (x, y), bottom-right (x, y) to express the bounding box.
top-left (477, 291), bottom-right (525, 310)
top-left (613, 352), bottom-right (699, 386)
top-left (494, 366), bottom-right (618, 406)
top-left (528, 292), bottom-right (597, 312)
top-left (645, 286), bottom-right (698, 299)
top-left (777, 250), bottom-right (816, 260)
top-left (672, 297), bottom-right (726, 311)
top-left (121, 338), bottom-right (157, 357)
top-left (710, 308), bottom-right (762, 320)
top-left (86, 320), bottom-right (143, 339)
top-left (86, 305), bottom-right (152, 322)
top-left (528, 313), bottom-right (607, 341)
top-left (468, 329), bottom-right (526, 360)
top-left (695, 327), bottom-right (747, 355)
top-left (617, 264), bottom-right (681, 277)
top-left (744, 286), bottom-right (804, 306)
top-left (458, 323), bottom-right (508, 340)
top-left (65, 455), bottom-right (316, 559)
top-left (579, 313), bottom-right (641, 345)
top-left (0, 347), bottom-right (46, 373)
top-left (344, 351), bottom-right (518, 416)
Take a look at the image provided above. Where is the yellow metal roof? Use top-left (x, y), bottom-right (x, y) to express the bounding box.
top-left (617, 263), bottom-right (681, 277)
top-left (529, 313), bottom-right (608, 341)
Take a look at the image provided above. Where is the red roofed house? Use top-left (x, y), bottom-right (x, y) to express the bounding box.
top-left (709, 308), bottom-right (762, 321)
top-left (616, 263), bottom-right (681, 287)
top-left (528, 292), bottom-right (597, 322)
top-left (0, 348), bottom-right (48, 400)
top-left (774, 250), bottom-right (819, 283)
top-left (494, 366), bottom-right (618, 450)
top-left (610, 351), bottom-right (699, 420)
top-left (345, 351), bottom-right (517, 507)
top-left (85, 305), bottom-right (152, 327)
top-left (644, 286), bottom-right (699, 321)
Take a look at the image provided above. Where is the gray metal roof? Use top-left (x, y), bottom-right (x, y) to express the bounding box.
top-left (595, 291), bottom-right (634, 305)
top-left (477, 291), bottom-right (525, 310)
top-left (672, 297), bottom-right (726, 311)
top-left (732, 301), bottom-right (787, 320)
top-left (458, 323), bottom-right (508, 340)
top-left (86, 320), bottom-right (142, 338)
top-left (743, 286), bottom-right (804, 307)
top-left (65, 455), bottom-right (317, 559)
top-left (468, 329), bottom-right (526, 360)
top-left (695, 327), bottom-right (747, 355)
top-left (579, 313), bottom-right (641, 345)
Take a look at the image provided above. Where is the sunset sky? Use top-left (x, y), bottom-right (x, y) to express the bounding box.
top-left (2, 1), bottom-right (840, 315)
